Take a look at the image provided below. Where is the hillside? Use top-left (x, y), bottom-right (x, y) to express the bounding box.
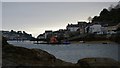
top-left (92, 2), bottom-right (120, 26)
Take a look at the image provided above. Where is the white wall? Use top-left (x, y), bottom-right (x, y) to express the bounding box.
top-left (67, 27), bottom-right (79, 32)
top-left (89, 24), bottom-right (103, 34)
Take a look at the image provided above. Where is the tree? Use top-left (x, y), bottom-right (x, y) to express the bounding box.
top-left (100, 8), bottom-right (109, 17)
top-left (92, 2), bottom-right (120, 26)
top-left (114, 1), bottom-right (120, 9)
top-left (10, 30), bottom-right (14, 32)
top-left (108, 4), bottom-right (114, 11)
top-left (92, 16), bottom-right (99, 22)
top-left (87, 16), bottom-right (92, 23)
top-left (10, 30), bottom-right (16, 33)
top-left (23, 31), bottom-right (27, 34)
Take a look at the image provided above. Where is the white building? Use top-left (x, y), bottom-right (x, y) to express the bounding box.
top-left (106, 26), bottom-right (117, 34)
top-left (89, 24), bottom-right (103, 34)
top-left (44, 30), bottom-right (52, 39)
top-left (66, 24), bottom-right (79, 32)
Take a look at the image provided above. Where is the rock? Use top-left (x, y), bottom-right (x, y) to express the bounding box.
top-left (77, 57), bottom-right (120, 68)
top-left (2, 39), bottom-right (76, 67)
top-left (2, 37), bottom-right (120, 68)
top-left (77, 60), bottom-right (90, 68)
top-left (2, 45), bottom-right (74, 66)
top-left (2, 37), bottom-right (8, 45)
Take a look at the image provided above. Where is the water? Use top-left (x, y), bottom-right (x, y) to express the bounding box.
top-left (8, 41), bottom-right (119, 63)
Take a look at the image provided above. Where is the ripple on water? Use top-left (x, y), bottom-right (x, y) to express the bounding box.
top-left (7, 41), bottom-right (119, 63)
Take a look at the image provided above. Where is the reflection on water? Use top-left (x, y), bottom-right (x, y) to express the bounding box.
top-left (8, 41), bottom-right (119, 63)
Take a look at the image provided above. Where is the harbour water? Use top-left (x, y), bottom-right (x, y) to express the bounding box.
top-left (8, 41), bottom-right (119, 63)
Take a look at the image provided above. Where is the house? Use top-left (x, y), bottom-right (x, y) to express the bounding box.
top-left (37, 34), bottom-right (45, 39)
top-left (66, 22), bottom-right (87, 33)
top-left (89, 24), bottom-right (103, 34)
top-left (106, 25), bottom-right (117, 34)
top-left (116, 23), bottom-right (120, 33)
top-left (66, 24), bottom-right (79, 32)
top-left (44, 30), bottom-right (52, 39)
top-left (53, 29), bottom-right (66, 39)
top-left (77, 22), bottom-right (87, 34)
top-left (78, 22), bottom-right (87, 27)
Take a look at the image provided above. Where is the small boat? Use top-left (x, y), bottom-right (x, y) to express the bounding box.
top-left (62, 41), bottom-right (70, 44)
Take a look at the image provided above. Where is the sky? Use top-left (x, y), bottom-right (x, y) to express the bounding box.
top-left (0, 2), bottom-right (2, 31)
top-left (2, 1), bottom-right (119, 37)
top-left (1, 0), bottom-right (120, 2)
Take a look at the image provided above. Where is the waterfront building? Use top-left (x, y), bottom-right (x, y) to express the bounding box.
top-left (37, 34), bottom-right (45, 39)
top-left (106, 25), bottom-right (117, 34)
top-left (77, 22), bottom-right (87, 34)
top-left (66, 24), bottom-right (79, 32)
top-left (44, 30), bottom-right (52, 39)
top-left (66, 21), bottom-right (87, 33)
top-left (89, 24), bottom-right (103, 34)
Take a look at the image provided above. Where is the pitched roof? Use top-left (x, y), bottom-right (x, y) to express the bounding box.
top-left (67, 24), bottom-right (79, 27)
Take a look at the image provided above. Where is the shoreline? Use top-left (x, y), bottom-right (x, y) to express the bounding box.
top-left (2, 37), bottom-right (120, 67)
top-left (7, 40), bottom-right (119, 45)
top-left (70, 40), bottom-right (117, 44)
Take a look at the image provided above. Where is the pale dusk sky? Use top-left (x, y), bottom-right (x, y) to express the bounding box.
top-left (2, 1), bottom-right (119, 37)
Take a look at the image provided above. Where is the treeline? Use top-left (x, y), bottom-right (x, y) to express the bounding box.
top-left (2, 30), bottom-right (34, 40)
top-left (92, 3), bottom-right (120, 26)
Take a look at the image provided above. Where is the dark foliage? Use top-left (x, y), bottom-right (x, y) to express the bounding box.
top-left (2, 37), bottom-right (8, 45)
top-left (92, 8), bottom-right (120, 26)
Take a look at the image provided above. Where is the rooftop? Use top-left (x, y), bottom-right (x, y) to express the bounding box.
top-left (67, 24), bottom-right (79, 27)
